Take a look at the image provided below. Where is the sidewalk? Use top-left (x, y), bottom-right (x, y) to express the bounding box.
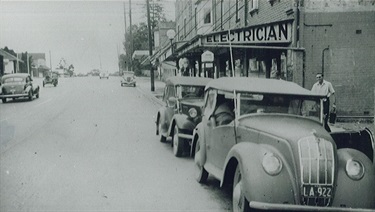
top-left (136, 77), bottom-right (165, 106)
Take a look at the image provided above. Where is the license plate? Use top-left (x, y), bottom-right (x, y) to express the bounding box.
top-left (10, 89), bottom-right (16, 94)
top-left (302, 185), bottom-right (332, 198)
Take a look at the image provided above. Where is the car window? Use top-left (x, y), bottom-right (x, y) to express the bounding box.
top-left (178, 85), bottom-right (205, 99)
top-left (204, 89), bottom-right (217, 117)
top-left (4, 77), bottom-right (24, 83)
top-left (238, 92), bottom-right (321, 121)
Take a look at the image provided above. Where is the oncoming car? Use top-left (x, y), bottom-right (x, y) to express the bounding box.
top-left (43, 72), bottom-right (58, 87)
top-left (99, 72), bottom-right (109, 79)
top-left (0, 73), bottom-right (40, 103)
top-left (192, 77), bottom-right (375, 211)
top-left (156, 76), bottom-right (211, 157)
top-left (121, 72), bottom-right (136, 87)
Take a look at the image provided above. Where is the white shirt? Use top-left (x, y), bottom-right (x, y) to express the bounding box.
top-left (311, 80), bottom-right (335, 98)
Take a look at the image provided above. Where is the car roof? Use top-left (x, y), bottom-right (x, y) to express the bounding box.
top-left (206, 77), bottom-right (325, 97)
top-left (165, 76), bottom-right (212, 86)
top-left (1, 73), bottom-right (29, 79)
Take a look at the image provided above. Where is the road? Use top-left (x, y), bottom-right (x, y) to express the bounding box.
top-left (0, 76), bottom-right (231, 211)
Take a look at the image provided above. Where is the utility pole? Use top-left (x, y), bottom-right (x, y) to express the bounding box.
top-left (123, 2), bottom-right (127, 73)
top-left (146, 0), bottom-right (154, 91)
top-left (49, 50), bottom-right (52, 73)
top-left (26, 52), bottom-right (31, 77)
top-left (129, 0), bottom-right (133, 73)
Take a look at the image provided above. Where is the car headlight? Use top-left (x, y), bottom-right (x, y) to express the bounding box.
top-left (262, 152), bottom-right (282, 176)
top-left (345, 159), bottom-right (365, 180)
top-left (188, 108), bottom-right (198, 118)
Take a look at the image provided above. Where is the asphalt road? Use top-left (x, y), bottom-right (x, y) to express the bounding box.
top-left (0, 76), bottom-right (231, 211)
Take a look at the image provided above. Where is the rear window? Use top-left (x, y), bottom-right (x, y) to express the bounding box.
top-left (3, 77), bottom-right (25, 83)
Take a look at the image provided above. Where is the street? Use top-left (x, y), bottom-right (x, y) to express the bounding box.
top-left (0, 76), bottom-right (231, 211)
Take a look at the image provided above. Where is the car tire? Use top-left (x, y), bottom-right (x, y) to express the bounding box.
top-left (233, 166), bottom-right (251, 212)
top-left (2, 98), bottom-right (6, 103)
top-left (36, 92), bottom-right (39, 98)
top-left (172, 125), bottom-right (184, 157)
top-left (194, 139), bottom-right (208, 183)
top-left (28, 91), bottom-right (33, 101)
top-left (43, 82), bottom-right (45, 87)
top-left (157, 121), bottom-right (166, 143)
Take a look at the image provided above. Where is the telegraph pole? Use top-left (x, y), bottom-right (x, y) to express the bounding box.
top-left (146, 0), bottom-right (154, 91)
top-left (129, 0), bottom-right (133, 73)
top-left (123, 2), bottom-right (127, 73)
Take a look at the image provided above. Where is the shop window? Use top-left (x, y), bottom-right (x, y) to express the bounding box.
top-left (248, 0), bottom-right (259, 14)
top-left (204, 8), bottom-right (212, 24)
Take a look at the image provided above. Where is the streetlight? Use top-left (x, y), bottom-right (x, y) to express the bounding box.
top-left (166, 29), bottom-right (176, 54)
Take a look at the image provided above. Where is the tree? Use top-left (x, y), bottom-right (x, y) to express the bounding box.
top-left (67, 64), bottom-right (74, 77)
top-left (142, 0), bottom-right (167, 29)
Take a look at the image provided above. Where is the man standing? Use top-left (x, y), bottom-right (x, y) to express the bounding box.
top-left (311, 73), bottom-right (336, 132)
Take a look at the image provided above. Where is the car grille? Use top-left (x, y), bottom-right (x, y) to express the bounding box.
top-left (298, 136), bottom-right (334, 206)
top-left (126, 77), bottom-right (132, 82)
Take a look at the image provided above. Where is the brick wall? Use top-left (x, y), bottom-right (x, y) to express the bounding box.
top-left (303, 10), bottom-right (375, 116)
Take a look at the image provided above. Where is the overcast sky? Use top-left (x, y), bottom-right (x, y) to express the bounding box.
top-left (0, 0), bottom-right (175, 74)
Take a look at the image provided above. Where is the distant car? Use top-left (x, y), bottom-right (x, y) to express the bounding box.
top-left (121, 72), bottom-right (136, 87)
top-left (99, 72), bottom-right (109, 79)
top-left (43, 72), bottom-right (58, 87)
top-left (0, 73), bottom-right (40, 103)
top-left (192, 77), bottom-right (375, 211)
top-left (155, 76), bottom-right (212, 157)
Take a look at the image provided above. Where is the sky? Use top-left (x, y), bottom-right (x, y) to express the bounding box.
top-left (0, 0), bottom-right (175, 74)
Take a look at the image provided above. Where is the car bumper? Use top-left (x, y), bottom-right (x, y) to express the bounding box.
top-left (0, 93), bottom-right (28, 98)
top-left (177, 133), bottom-right (193, 140)
top-left (250, 201), bottom-right (374, 211)
top-left (121, 82), bottom-right (136, 85)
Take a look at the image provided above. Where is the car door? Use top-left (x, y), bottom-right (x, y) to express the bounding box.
top-left (205, 90), bottom-right (236, 173)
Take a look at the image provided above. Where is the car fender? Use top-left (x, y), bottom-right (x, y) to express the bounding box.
top-left (191, 123), bottom-right (206, 161)
top-left (333, 148), bottom-right (375, 208)
top-left (168, 114), bottom-right (196, 136)
top-left (33, 85), bottom-right (40, 94)
top-left (25, 85), bottom-right (32, 93)
top-left (156, 109), bottom-right (167, 136)
top-left (222, 142), bottom-right (296, 204)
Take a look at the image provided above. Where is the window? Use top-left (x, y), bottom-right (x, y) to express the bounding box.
top-left (248, 0), bottom-right (259, 13)
top-left (203, 8), bottom-right (211, 24)
top-left (184, 17), bottom-right (187, 37)
top-left (236, 0), bottom-right (240, 22)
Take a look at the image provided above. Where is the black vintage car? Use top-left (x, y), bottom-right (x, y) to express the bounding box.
top-left (155, 76), bottom-right (212, 157)
top-left (43, 72), bottom-right (58, 87)
top-left (0, 73), bottom-right (40, 103)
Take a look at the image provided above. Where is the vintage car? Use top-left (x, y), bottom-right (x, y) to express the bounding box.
top-left (121, 72), bottom-right (136, 87)
top-left (99, 72), bottom-right (109, 79)
top-left (155, 76), bottom-right (212, 157)
top-left (43, 72), bottom-right (58, 87)
top-left (0, 73), bottom-right (40, 103)
top-left (192, 77), bottom-right (375, 211)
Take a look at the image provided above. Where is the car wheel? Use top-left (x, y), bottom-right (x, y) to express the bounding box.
top-left (157, 121), bottom-right (166, 143)
top-left (54, 83), bottom-right (57, 87)
top-left (36, 91), bottom-right (39, 98)
top-left (172, 125), bottom-right (184, 157)
top-left (194, 139), bottom-right (208, 183)
top-left (233, 166), bottom-right (251, 212)
top-left (43, 82), bottom-right (45, 87)
top-left (28, 91), bottom-right (33, 101)
top-left (2, 98), bottom-right (6, 103)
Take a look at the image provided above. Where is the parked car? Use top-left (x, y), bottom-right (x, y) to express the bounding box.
top-left (0, 73), bottom-right (40, 103)
top-left (99, 72), bottom-right (109, 79)
top-left (43, 72), bottom-right (58, 87)
top-left (155, 76), bottom-right (212, 157)
top-left (121, 72), bottom-right (136, 87)
top-left (192, 77), bottom-right (375, 211)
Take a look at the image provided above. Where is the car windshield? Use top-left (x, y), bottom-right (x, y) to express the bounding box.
top-left (3, 77), bottom-right (25, 84)
top-left (238, 92), bottom-right (321, 121)
top-left (178, 85), bottom-right (205, 99)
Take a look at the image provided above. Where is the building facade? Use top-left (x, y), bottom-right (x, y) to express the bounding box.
top-left (152, 0), bottom-right (375, 116)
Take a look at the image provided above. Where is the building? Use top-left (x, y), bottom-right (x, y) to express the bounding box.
top-left (29, 53), bottom-right (50, 77)
top-left (151, 0), bottom-right (375, 116)
top-left (0, 49), bottom-right (23, 76)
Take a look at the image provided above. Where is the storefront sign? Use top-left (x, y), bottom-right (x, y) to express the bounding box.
top-left (201, 51), bottom-right (214, 62)
top-left (203, 22), bottom-right (292, 44)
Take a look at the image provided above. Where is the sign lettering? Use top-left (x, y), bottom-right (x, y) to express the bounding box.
top-left (203, 22), bottom-right (292, 45)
